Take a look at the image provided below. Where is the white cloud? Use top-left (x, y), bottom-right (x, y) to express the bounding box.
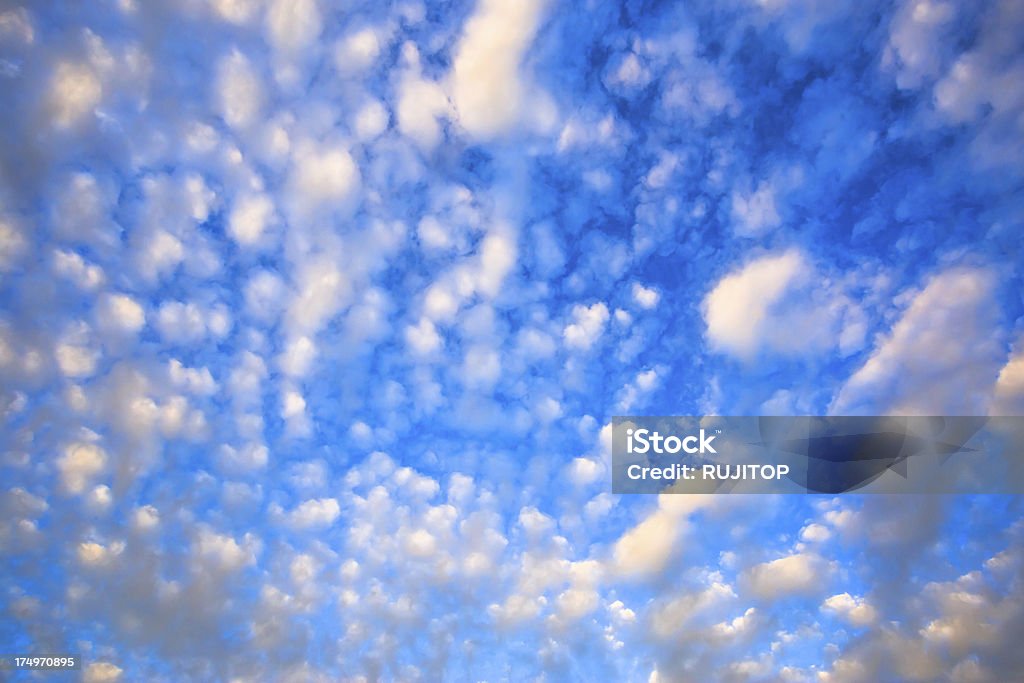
top-left (614, 510), bottom-right (678, 577)
top-left (475, 231), bottom-right (517, 297)
top-left (632, 283), bottom-right (660, 309)
top-left (462, 345), bottom-right (501, 388)
top-left (417, 216), bottom-right (451, 251)
top-left (281, 389), bottom-right (306, 419)
top-left (703, 250), bottom-right (805, 358)
top-left (449, 0), bottom-right (548, 137)
top-left (353, 99), bottom-right (389, 141)
top-left (287, 141), bottom-right (360, 221)
top-left (992, 343), bottom-right (1024, 414)
top-left (519, 506), bottom-right (556, 537)
top-left (289, 553), bottom-right (320, 588)
top-left (96, 293), bottom-right (146, 335)
top-left (743, 552), bottom-right (830, 599)
top-left (167, 358), bottom-right (216, 395)
top-left (584, 492), bottom-right (615, 520)
top-left (83, 662), bottom-right (123, 682)
top-left (731, 181), bottom-right (782, 237)
top-left (155, 301), bottom-right (230, 345)
top-left (822, 593), bottom-right (878, 627)
top-left (556, 586), bottom-right (599, 621)
top-left (710, 607), bottom-right (758, 640)
top-left (649, 580), bottom-right (735, 638)
top-left (51, 173), bottom-right (117, 248)
top-left (423, 282), bottom-right (459, 322)
top-left (53, 249), bottom-right (104, 289)
top-left (210, 0), bottom-right (261, 24)
top-left (86, 484), bottom-right (112, 511)
top-left (489, 593), bottom-right (545, 626)
top-left (285, 256), bottom-right (350, 334)
top-left (658, 43), bottom-right (740, 123)
top-left (218, 442), bottom-right (269, 473)
top-left (244, 270), bottom-right (287, 322)
top-left (265, 0), bottom-right (321, 54)
top-left (132, 230), bottom-right (185, 281)
top-left (0, 215), bottom-right (27, 271)
top-left (943, 6), bottom-right (1024, 167)
top-left (334, 27), bottom-right (382, 74)
top-left (404, 528), bottom-right (437, 558)
top-left (58, 442), bottom-right (107, 494)
top-left (56, 343), bottom-right (99, 378)
top-left (799, 523), bottom-right (832, 543)
top-left (613, 496), bottom-right (714, 577)
top-left (534, 396), bottom-right (562, 424)
top-left (228, 193), bottom-right (275, 246)
top-left (193, 526), bottom-right (260, 572)
top-left (4, 487), bottom-right (48, 518)
top-left (133, 504), bottom-right (160, 531)
top-left (397, 71), bottom-right (450, 149)
top-left (0, 7), bottom-right (34, 44)
top-left (831, 267), bottom-right (1003, 415)
top-left (567, 457), bottom-right (601, 487)
top-left (405, 317), bottom-right (442, 356)
top-left (883, 0), bottom-right (957, 89)
top-left (49, 61), bottom-right (101, 127)
top-left (517, 327), bottom-right (557, 359)
top-left (605, 51), bottom-right (650, 90)
top-left (563, 302), bottom-right (609, 350)
top-left (154, 301), bottom-right (204, 343)
top-left (289, 497), bottom-right (340, 529)
top-left (279, 336), bottom-right (317, 377)
top-left (78, 540), bottom-right (124, 567)
top-left (608, 599), bottom-right (636, 624)
top-left (617, 366), bottom-right (663, 412)
top-left (216, 51), bottom-right (264, 129)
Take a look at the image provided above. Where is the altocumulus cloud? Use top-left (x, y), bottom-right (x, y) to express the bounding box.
top-left (0, 0), bottom-right (1023, 681)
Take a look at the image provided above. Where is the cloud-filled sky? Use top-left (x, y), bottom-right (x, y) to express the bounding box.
top-left (1, 0), bottom-right (1023, 680)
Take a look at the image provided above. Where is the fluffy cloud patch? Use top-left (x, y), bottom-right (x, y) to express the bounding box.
top-left (822, 592), bottom-right (878, 627)
top-left (613, 496), bottom-right (713, 578)
top-left (57, 442), bottom-right (107, 495)
top-left (632, 282), bottom-right (660, 309)
top-left (730, 181), bottom-right (781, 237)
top-left (83, 662), bottom-right (123, 683)
top-left (564, 302), bottom-right (609, 350)
top-left (883, 0), bottom-right (957, 89)
top-left (56, 343), bottom-right (99, 378)
top-left (49, 62), bottom-right (101, 127)
top-left (228, 193), bottom-right (275, 246)
top-left (2, 1), bottom-right (1023, 680)
top-left (397, 73), bottom-right (450, 149)
top-left (702, 250), bottom-right (806, 358)
top-left (216, 50), bottom-right (264, 129)
top-left (289, 498), bottom-right (341, 529)
top-left (831, 267), bottom-right (1003, 414)
top-left (704, 249), bottom-right (868, 360)
top-left (992, 343), bottom-right (1024, 414)
top-left (287, 141), bottom-right (360, 220)
top-left (96, 293), bottom-right (145, 335)
top-left (450, 0), bottom-right (548, 137)
top-left (743, 553), bottom-right (830, 599)
top-left (193, 527), bottom-right (260, 573)
top-left (799, 523), bottom-right (832, 543)
top-left (265, 0), bottom-right (321, 54)
top-left (334, 27), bottom-right (382, 75)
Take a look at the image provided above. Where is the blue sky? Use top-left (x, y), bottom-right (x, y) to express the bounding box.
top-left (1, 0), bottom-right (1023, 681)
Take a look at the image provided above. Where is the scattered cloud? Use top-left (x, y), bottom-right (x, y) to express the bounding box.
top-left (1, 0), bottom-right (1021, 680)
